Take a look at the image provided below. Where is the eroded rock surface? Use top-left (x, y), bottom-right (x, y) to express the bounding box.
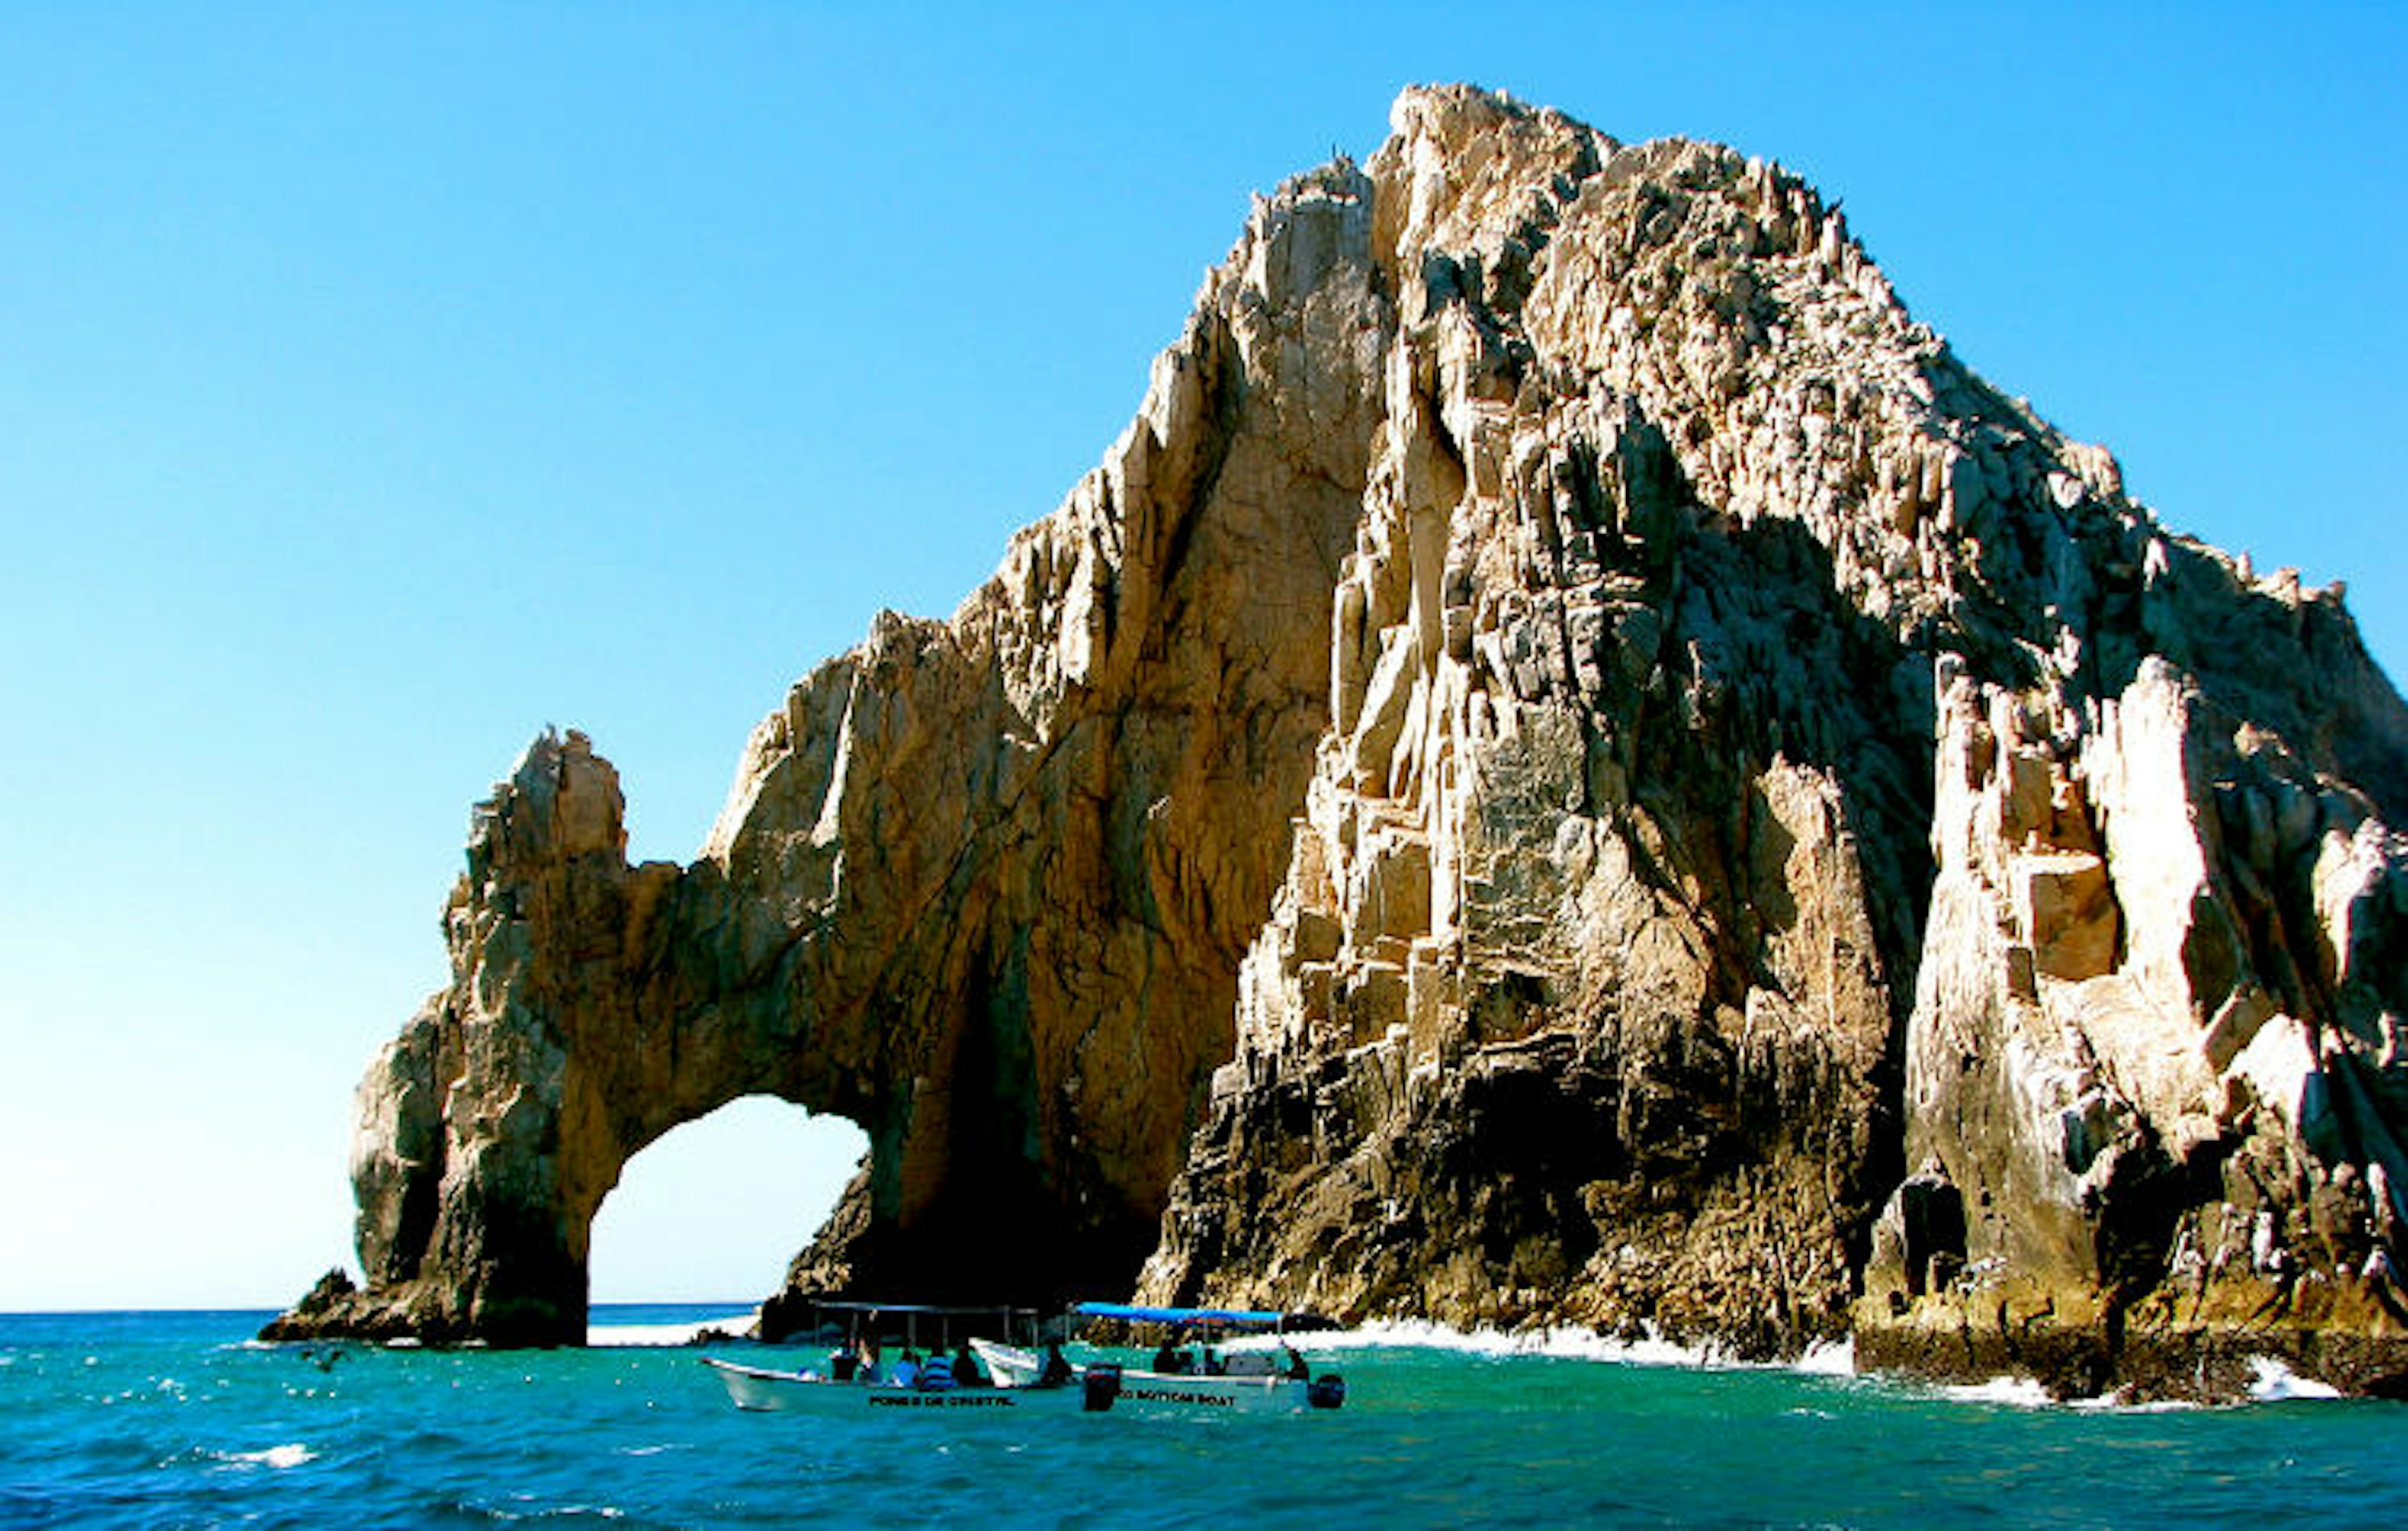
top-left (276, 86), bottom-right (2408, 1395)
top-left (1133, 87), bottom-right (2408, 1396)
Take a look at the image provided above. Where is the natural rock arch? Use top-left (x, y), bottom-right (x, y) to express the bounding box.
top-left (276, 166), bottom-right (1389, 1342)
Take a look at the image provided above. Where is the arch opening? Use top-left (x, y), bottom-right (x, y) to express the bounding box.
top-left (588, 1095), bottom-right (868, 1307)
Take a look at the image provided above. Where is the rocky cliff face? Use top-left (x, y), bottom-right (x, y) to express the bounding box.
top-left (1131, 88), bottom-right (2408, 1397)
top-left (275, 86), bottom-right (2408, 1396)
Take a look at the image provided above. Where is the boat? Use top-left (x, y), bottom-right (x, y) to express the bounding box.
top-left (1048, 1302), bottom-right (1348, 1414)
top-left (703, 1298), bottom-right (1060, 1414)
top-left (701, 1300), bottom-right (1347, 1415)
top-left (973, 1302), bottom-right (1349, 1413)
top-left (702, 1353), bottom-right (1343, 1416)
top-left (702, 1356), bottom-right (1065, 1414)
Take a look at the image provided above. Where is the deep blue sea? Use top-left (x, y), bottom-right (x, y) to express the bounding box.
top-left (4, 1306), bottom-right (2404, 1527)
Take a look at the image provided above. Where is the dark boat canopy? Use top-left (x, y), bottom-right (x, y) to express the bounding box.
top-left (1070, 1302), bottom-right (1332, 1331)
top-left (801, 1300), bottom-right (1038, 1317)
top-left (773, 1299), bottom-right (1048, 1348)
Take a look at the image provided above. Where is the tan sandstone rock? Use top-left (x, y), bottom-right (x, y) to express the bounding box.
top-left (273, 88), bottom-right (2408, 1399)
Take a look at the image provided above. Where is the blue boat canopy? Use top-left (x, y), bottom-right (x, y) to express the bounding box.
top-left (1071, 1301), bottom-right (1291, 1327)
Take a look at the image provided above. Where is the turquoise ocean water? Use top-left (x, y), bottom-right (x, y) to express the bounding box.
top-left (4, 1306), bottom-right (2403, 1527)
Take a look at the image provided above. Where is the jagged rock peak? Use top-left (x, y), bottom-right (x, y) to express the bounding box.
top-left (1133, 85), bottom-right (2408, 1398)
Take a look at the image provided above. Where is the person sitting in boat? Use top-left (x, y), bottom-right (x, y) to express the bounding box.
top-left (1153, 1339), bottom-right (1193, 1374)
top-left (1037, 1342), bottom-right (1074, 1387)
top-left (951, 1342), bottom-right (988, 1387)
top-left (889, 1348), bottom-right (921, 1389)
top-left (856, 1339), bottom-right (882, 1382)
top-left (917, 1349), bottom-right (955, 1391)
top-left (1281, 1344), bottom-right (1310, 1381)
top-left (828, 1347), bottom-right (858, 1382)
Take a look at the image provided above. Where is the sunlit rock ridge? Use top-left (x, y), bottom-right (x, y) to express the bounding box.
top-left (272, 86), bottom-right (2408, 1399)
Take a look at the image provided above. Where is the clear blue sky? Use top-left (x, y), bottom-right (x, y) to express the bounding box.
top-left (3, 2), bottom-right (2400, 1311)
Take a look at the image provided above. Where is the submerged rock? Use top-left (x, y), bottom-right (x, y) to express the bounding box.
top-left (272, 86), bottom-right (2408, 1397)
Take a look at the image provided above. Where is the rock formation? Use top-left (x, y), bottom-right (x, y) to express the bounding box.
top-left (273, 85), bottom-right (2408, 1397)
top-left (1133, 87), bottom-right (2408, 1397)
top-left (270, 155), bottom-right (1385, 1344)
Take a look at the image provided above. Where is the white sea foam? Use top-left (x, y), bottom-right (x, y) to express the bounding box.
top-left (1351, 1326), bottom-right (2370, 1413)
top-left (2069, 1393), bottom-right (2199, 1415)
top-left (224, 1443), bottom-right (316, 1470)
top-left (1253, 1318), bottom-right (1856, 1377)
top-left (587, 1310), bottom-right (758, 1347)
top-left (1930, 1375), bottom-right (2054, 1409)
top-left (2246, 1356), bottom-right (2343, 1402)
top-left (1795, 1336), bottom-right (1857, 1376)
top-left (1919, 1375), bottom-right (2205, 1413)
top-left (1893, 1359), bottom-right (2339, 1413)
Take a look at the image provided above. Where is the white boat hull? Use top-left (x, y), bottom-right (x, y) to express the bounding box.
top-left (968, 1338), bottom-right (1045, 1387)
top-left (1087, 1367), bottom-right (1324, 1414)
top-left (704, 1359), bottom-right (1063, 1414)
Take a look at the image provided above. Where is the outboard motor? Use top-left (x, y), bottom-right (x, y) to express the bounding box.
top-left (1307, 1371), bottom-right (1347, 1410)
top-left (1082, 1362), bottom-right (1124, 1413)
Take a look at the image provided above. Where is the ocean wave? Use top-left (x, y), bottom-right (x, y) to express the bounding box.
top-left (586, 1312), bottom-right (758, 1347)
top-left (1883, 1372), bottom-right (2200, 1413)
top-left (1908, 1369), bottom-right (2332, 1413)
top-left (2068, 1393), bottom-right (2201, 1415)
top-left (1898, 1355), bottom-right (2350, 1411)
top-left (1793, 1336), bottom-right (1856, 1376)
top-left (218, 1443), bottom-right (317, 1470)
top-left (1259, 1319), bottom-right (1858, 1378)
top-left (1924, 1375), bottom-right (2056, 1409)
top-left (2246, 1357), bottom-right (2344, 1402)
top-left (447, 1497), bottom-right (628, 1522)
top-left (1299, 1324), bottom-right (2348, 1409)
